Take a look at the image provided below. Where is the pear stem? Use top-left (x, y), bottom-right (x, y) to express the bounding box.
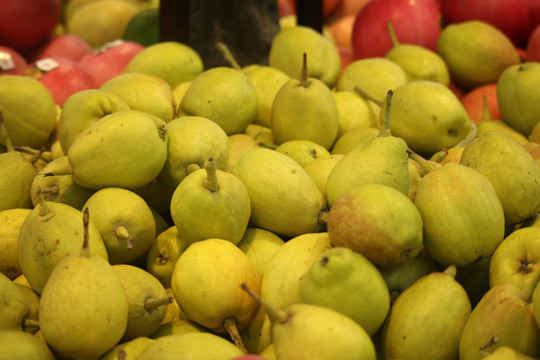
top-left (0, 111), bottom-right (15, 152)
top-left (36, 188), bottom-right (50, 217)
top-left (258, 142), bottom-right (278, 150)
top-left (407, 148), bottom-right (443, 174)
top-left (186, 163), bottom-right (200, 175)
top-left (429, 149), bottom-right (449, 163)
top-left (144, 296), bottom-right (174, 312)
top-left (240, 282), bottom-right (290, 324)
top-left (442, 264), bottom-right (457, 278)
top-left (379, 90), bottom-right (393, 137)
top-left (224, 317), bottom-right (247, 354)
top-left (81, 207), bottom-right (91, 258)
top-left (41, 185), bottom-right (60, 197)
top-left (115, 225), bottom-right (134, 251)
top-left (386, 21), bottom-right (400, 47)
top-left (216, 42), bottom-right (242, 70)
top-left (300, 52), bottom-right (309, 88)
top-left (354, 86), bottom-right (383, 107)
top-left (203, 157), bottom-right (219, 193)
top-left (22, 318), bottom-right (41, 331)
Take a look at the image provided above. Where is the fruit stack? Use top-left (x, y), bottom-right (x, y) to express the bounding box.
top-left (1, 0), bottom-right (540, 359)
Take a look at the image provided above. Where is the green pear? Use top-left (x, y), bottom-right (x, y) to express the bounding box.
top-left (178, 66), bottom-right (258, 135)
top-left (151, 318), bottom-right (207, 339)
top-left (259, 343), bottom-right (277, 360)
top-left (100, 336), bottom-right (154, 360)
top-left (171, 238), bottom-right (261, 339)
top-left (172, 81), bottom-right (192, 114)
top-left (299, 247), bottom-right (390, 335)
top-left (379, 80), bottom-right (473, 156)
top-left (325, 90), bottom-right (409, 208)
top-left (482, 346), bottom-right (539, 360)
top-left (268, 25), bottom-right (341, 88)
top-left (49, 139), bottom-right (64, 160)
top-left (170, 158), bottom-right (251, 245)
top-left (261, 232), bottom-right (332, 310)
top-left (67, 110), bottom-right (169, 190)
top-left (0, 75), bottom-right (57, 148)
top-left (38, 208), bottom-right (129, 359)
top-left (229, 148), bottom-right (327, 238)
top-left (0, 208), bottom-right (31, 279)
top-left (497, 62), bottom-right (540, 135)
top-left (0, 330), bottom-right (55, 360)
top-left (159, 115), bottom-right (229, 189)
top-left (0, 272), bottom-right (39, 332)
top-left (382, 266), bottom-right (472, 360)
top-left (18, 191), bottom-right (108, 294)
top-left (329, 127), bottom-right (379, 155)
top-left (239, 306), bottom-right (273, 355)
top-left (83, 187), bottom-right (156, 264)
top-left (303, 154), bottom-right (344, 196)
top-left (476, 95), bottom-right (529, 145)
top-left (244, 123), bottom-right (274, 145)
top-left (274, 139), bottom-right (331, 167)
top-left (124, 41), bottom-right (204, 89)
top-left (237, 227), bottom-right (285, 277)
top-left (333, 90), bottom-right (379, 137)
top-left (101, 72), bottom-right (177, 123)
top-left (227, 133), bottom-right (259, 169)
top-left (57, 89), bottom-right (130, 154)
top-left (384, 21), bottom-right (450, 85)
top-left (271, 53), bottom-right (339, 150)
top-left (459, 131), bottom-right (540, 225)
top-left (459, 283), bottom-right (540, 359)
top-left (136, 332), bottom-right (244, 360)
top-left (437, 20), bottom-right (521, 90)
top-left (411, 154), bottom-right (505, 267)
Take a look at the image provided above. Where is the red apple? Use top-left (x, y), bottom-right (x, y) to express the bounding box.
top-left (26, 34), bottom-right (93, 63)
top-left (351, 0), bottom-right (442, 60)
top-left (460, 83), bottom-right (501, 124)
top-left (526, 24), bottom-right (540, 62)
top-left (328, 14), bottom-right (356, 50)
top-left (79, 40), bottom-right (145, 88)
top-left (335, 0), bottom-right (372, 17)
top-left (442, 0), bottom-right (531, 46)
top-left (0, 0), bottom-right (61, 53)
top-left (23, 57), bottom-right (95, 106)
top-left (529, 0), bottom-right (540, 32)
top-left (278, 0), bottom-right (296, 17)
top-left (0, 46), bottom-right (28, 76)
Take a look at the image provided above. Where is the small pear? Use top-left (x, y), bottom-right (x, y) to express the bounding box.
top-left (0, 208), bottom-right (31, 280)
top-left (274, 139), bottom-right (331, 167)
top-left (482, 346), bottom-right (539, 360)
top-left (0, 330), bottom-right (55, 360)
top-left (333, 90), bottom-right (379, 137)
top-left (329, 127), bottom-right (379, 155)
top-left (151, 319), bottom-right (207, 339)
top-left (303, 154), bottom-right (344, 196)
top-left (228, 133), bottom-right (259, 169)
top-left (0, 272), bottom-right (39, 333)
top-left (237, 227), bottom-right (285, 277)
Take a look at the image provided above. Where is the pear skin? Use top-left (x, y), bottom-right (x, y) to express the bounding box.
top-left (0, 330), bottom-right (55, 360)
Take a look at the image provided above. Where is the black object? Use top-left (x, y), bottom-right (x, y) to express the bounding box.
top-left (296, 0), bottom-right (323, 33)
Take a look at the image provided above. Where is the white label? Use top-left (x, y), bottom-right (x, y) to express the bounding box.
top-left (0, 51), bottom-right (15, 71)
top-left (35, 58), bottom-right (59, 72)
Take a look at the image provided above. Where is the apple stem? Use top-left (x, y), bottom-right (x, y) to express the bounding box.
top-left (240, 282), bottom-right (290, 324)
top-left (407, 148), bottom-right (442, 174)
top-left (0, 111), bottom-right (15, 152)
top-left (115, 225), bottom-right (134, 251)
top-left (36, 187), bottom-right (50, 217)
top-left (80, 207), bottom-right (91, 258)
top-left (379, 90), bottom-right (393, 137)
top-left (386, 21), bottom-right (400, 47)
top-left (22, 318), bottom-right (41, 331)
top-left (224, 317), bottom-right (248, 354)
top-left (144, 296), bottom-right (174, 312)
top-left (300, 52), bottom-right (309, 88)
top-left (203, 157), bottom-right (219, 193)
top-left (480, 95), bottom-right (491, 122)
top-left (216, 42), bottom-right (242, 70)
top-left (353, 86), bottom-right (383, 107)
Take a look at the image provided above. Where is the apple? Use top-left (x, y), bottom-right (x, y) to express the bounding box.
top-left (328, 14), bottom-right (356, 50)
top-left (79, 40), bottom-right (145, 88)
top-left (0, 0), bottom-right (61, 53)
top-left (526, 24), bottom-right (540, 62)
top-left (335, 0), bottom-right (372, 17)
top-left (351, 0), bottom-right (442, 59)
top-left (26, 34), bottom-right (93, 63)
top-left (23, 57), bottom-right (96, 106)
top-left (460, 83), bottom-right (501, 123)
top-left (278, 0), bottom-right (296, 17)
top-left (529, 0), bottom-right (540, 33)
top-left (0, 46), bottom-right (28, 76)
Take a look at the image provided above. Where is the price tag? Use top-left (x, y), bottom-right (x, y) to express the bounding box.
top-left (94, 39), bottom-right (125, 54)
top-left (0, 51), bottom-right (15, 71)
top-left (35, 58), bottom-right (59, 72)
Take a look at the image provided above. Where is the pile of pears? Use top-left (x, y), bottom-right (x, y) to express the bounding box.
top-left (3, 12), bottom-right (540, 360)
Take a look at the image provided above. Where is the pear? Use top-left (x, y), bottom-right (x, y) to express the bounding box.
top-left (172, 81), bottom-right (192, 114)
top-left (229, 147), bottom-right (327, 238)
top-left (475, 95), bottom-right (528, 145)
top-left (268, 25), bottom-right (341, 88)
top-left (31, 156), bottom-right (95, 210)
top-left (159, 115), bottom-right (230, 189)
top-left (136, 332), bottom-right (244, 360)
top-left (151, 318), bottom-right (207, 339)
top-left (112, 264), bottom-right (173, 341)
top-left (160, 287), bottom-right (186, 324)
top-left (67, 110), bottom-right (169, 190)
top-left (99, 336), bottom-right (154, 360)
top-left (18, 190), bottom-right (108, 294)
top-left (239, 306), bottom-right (273, 355)
top-left (533, 280), bottom-right (540, 330)
top-left (132, 175), bottom-right (175, 218)
top-left (170, 157), bottom-right (251, 245)
top-left (411, 153), bottom-right (505, 267)
top-left (260, 232), bottom-right (332, 310)
top-left (497, 62), bottom-right (540, 135)
top-left (325, 90), bottom-right (409, 208)
top-left (270, 53), bottom-right (339, 150)
top-left (459, 283), bottom-right (540, 359)
top-left (333, 90), bottom-right (379, 137)
top-left (329, 127), bottom-right (379, 155)
top-left (384, 21), bottom-right (450, 85)
top-left (83, 187), bottom-right (156, 264)
top-left (237, 227), bottom-right (285, 277)
top-left (382, 265), bottom-right (472, 360)
top-left (274, 139), bottom-right (331, 167)
top-left (38, 208), bottom-right (129, 359)
top-left (460, 131), bottom-right (540, 225)
top-left (298, 247), bottom-right (391, 335)
top-left (178, 66), bottom-right (258, 135)
top-left (0, 330), bottom-right (55, 360)
top-left (227, 133), bottom-right (259, 169)
top-left (170, 238), bottom-right (261, 343)
top-left (0, 272), bottom-right (40, 333)
top-left (259, 343), bottom-right (277, 360)
top-left (437, 20), bottom-right (521, 90)
top-left (482, 346), bottom-right (539, 360)
top-left (303, 154), bottom-right (344, 196)
top-left (244, 123), bottom-right (274, 145)
top-left (0, 208), bottom-right (31, 280)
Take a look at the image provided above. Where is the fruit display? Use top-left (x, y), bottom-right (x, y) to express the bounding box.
top-left (3, 0), bottom-right (540, 359)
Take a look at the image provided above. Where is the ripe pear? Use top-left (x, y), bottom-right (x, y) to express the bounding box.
top-left (459, 283), bottom-right (540, 359)
top-left (325, 90), bottom-right (409, 208)
top-left (170, 158), bottom-right (251, 245)
top-left (229, 148), bottom-right (327, 238)
top-left (83, 187), bottom-right (156, 264)
top-left (67, 110), bottom-right (169, 190)
top-left (437, 20), bottom-right (521, 90)
top-left (0, 272), bottom-right (39, 332)
top-left (303, 154), bottom-right (344, 196)
top-left (172, 81), bottom-right (192, 113)
top-left (482, 346), bottom-right (539, 360)
top-left (228, 133), bottom-right (259, 168)
top-left (298, 247), bottom-right (390, 335)
top-left (274, 139), bottom-right (331, 167)
top-left (112, 264), bottom-right (173, 341)
top-left (268, 25), bottom-right (341, 88)
top-left (261, 232), bottom-right (332, 310)
top-left (159, 115), bottom-right (230, 188)
top-left (534, 280), bottom-right (540, 331)
top-left (100, 336), bottom-right (154, 360)
top-left (271, 53), bottom-right (339, 150)
top-left (38, 208), bottom-right (129, 359)
top-left (18, 191), bottom-right (108, 294)
top-left (179, 66), bottom-right (258, 135)
top-left (329, 127), bottom-right (379, 155)
top-left (0, 208), bottom-right (31, 279)
top-left (475, 95), bottom-right (528, 145)
top-left (239, 306), bottom-right (273, 355)
top-left (333, 90), bottom-right (379, 137)
top-left (0, 330), bottom-right (55, 360)
top-left (412, 154), bottom-right (505, 267)
top-left (244, 123), bottom-right (274, 145)
top-left (382, 265), bottom-right (472, 360)
top-left (171, 238), bottom-right (261, 339)
top-left (237, 227), bottom-right (285, 277)
top-left (328, 183), bottom-right (423, 267)
top-left (460, 131), bottom-right (540, 225)
top-left (151, 318), bottom-right (207, 339)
